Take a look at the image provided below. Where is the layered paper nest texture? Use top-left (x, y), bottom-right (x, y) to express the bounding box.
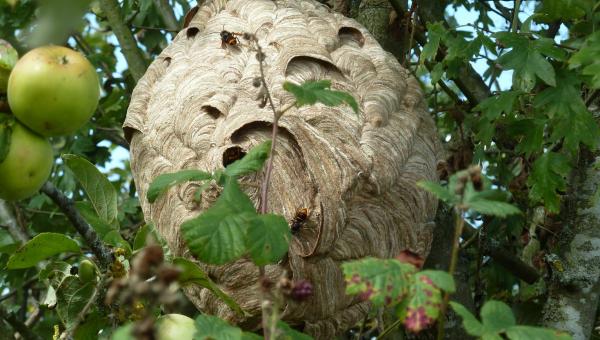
top-left (124, 0), bottom-right (443, 337)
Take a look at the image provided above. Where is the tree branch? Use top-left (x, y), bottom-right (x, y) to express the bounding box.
top-left (541, 149), bottom-right (600, 339)
top-left (0, 304), bottom-right (42, 340)
top-left (0, 200), bottom-right (29, 244)
top-left (462, 222), bottom-right (541, 284)
top-left (389, 0), bottom-right (492, 106)
top-left (98, 0), bottom-right (147, 82)
top-left (153, 0), bottom-right (179, 32)
top-left (40, 182), bottom-right (113, 269)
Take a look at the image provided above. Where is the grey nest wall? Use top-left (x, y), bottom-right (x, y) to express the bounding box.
top-left (124, 0), bottom-right (443, 338)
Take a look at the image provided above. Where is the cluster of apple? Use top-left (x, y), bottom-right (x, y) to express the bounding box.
top-left (0, 41), bottom-right (100, 201)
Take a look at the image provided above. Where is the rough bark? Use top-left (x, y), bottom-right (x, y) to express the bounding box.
top-left (541, 148), bottom-right (600, 339)
top-left (124, 0), bottom-right (443, 338)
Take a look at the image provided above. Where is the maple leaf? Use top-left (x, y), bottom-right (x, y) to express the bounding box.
top-left (527, 152), bottom-right (570, 212)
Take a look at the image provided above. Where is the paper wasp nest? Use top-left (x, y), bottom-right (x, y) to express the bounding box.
top-left (124, 0), bottom-right (443, 338)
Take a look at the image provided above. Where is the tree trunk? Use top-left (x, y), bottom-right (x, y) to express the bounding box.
top-left (541, 147), bottom-right (600, 339)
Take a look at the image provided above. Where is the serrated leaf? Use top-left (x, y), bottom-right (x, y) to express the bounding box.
top-left (494, 33), bottom-right (558, 90)
top-left (56, 276), bottom-right (96, 329)
top-left (283, 80), bottom-right (359, 113)
top-left (527, 152), bottom-right (570, 212)
top-left (173, 257), bottom-right (245, 317)
top-left (449, 302), bottom-right (484, 336)
top-left (420, 22), bottom-right (445, 62)
top-left (181, 178), bottom-right (255, 264)
top-left (277, 321), bottom-right (313, 340)
top-left (342, 257), bottom-right (416, 307)
top-left (7, 233), bottom-right (80, 269)
top-left (194, 315), bottom-right (243, 340)
top-left (63, 154), bottom-right (118, 224)
top-left (417, 181), bottom-right (457, 204)
top-left (466, 198), bottom-right (521, 218)
top-left (401, 274), bottom-right (443, 332)
top-left (147, 169), bottom-right (212, 203)
top-left (246, 214), bottom-right (290, 266)
top-left (480, 300), bottom-right (516, 334)
top-left (505, 325), bottom-right (572, 340)
top-left (418, 270), bottom-right (455, 293)
top-left (224, 141), bottom-right (271, 178)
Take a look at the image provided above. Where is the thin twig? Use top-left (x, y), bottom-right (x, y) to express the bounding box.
top-left (378, 318), bottom-right (402, 339)
top-left (40, 182), bottom-right (113, 269)
top-left (132, 25), bottom-right (179, 33)
top-left (437, 207), bottom-right (465, 340)
top-left (511, 0), bottom-right (521, 33)
top-left (153, 0), bottom-right (180, 32)
top-left (98, 0), bottom-right (147, 82)
top-left (255, 44), bottom-right (280, 215)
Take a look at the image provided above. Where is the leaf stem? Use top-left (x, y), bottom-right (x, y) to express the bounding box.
top-left (436, 207), bottom-right (465, 340)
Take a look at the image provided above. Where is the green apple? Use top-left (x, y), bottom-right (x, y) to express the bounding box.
top-left (78, 259), bottom-right (97, 283)
top-left (156, 314), bottom-right (196, 340)
top-left (0, 117), bottom-right (53, 201)
top-left (0, 40), bottom-right (18, 93)
top-left (7, 45), bottom-right (99, 136)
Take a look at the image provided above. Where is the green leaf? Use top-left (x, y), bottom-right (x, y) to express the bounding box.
top-left (417, 181), bottom-right (457, 204)
top-left (535, 0), bottom-right (587, 21)
top-left (56, 276), bottom-right (96, 330)
top-left (74, 311), bottom-right (108, 340)
top-left (173, 257), bottom-right (246, 317)
top-left (420, 22), bottom-right (445, 62)
top-left (181, 178), bottom-right (255, 264)
top-left (463, 188), bottom-right (522, 217)
top-left (505, 325), bottom-right (572, 340)
top-left (283, 80), bottom-right (359, 113)
top-left (277, 321), bottom-right (313, 340)
top-left (480, 300), bottom-right (516, 334)
top-left (418, 270), bottom-right (455, 293)
top-left (147, 169), bottom-right (212, 203)
top-left (133, 224), bottom-right (158, 251)
top-left (194, 315), bottom-right (243, 340)
top-left (0, 113), bottom-right (14, 164)
top-left (102, 230), bottom-right (131, 256)
top-left (63, 154), bottom-right (118, 224)
top-left (7, 233), bottom-right (80, 269)
top-left (342, 257), bottom-right (416, 307)
top-left (75, 201), bottom-right (117, 237)
top-left (527, 152), bottom-right (570, 212)
top-left (507, 118), bottom-right (545, 156)
top-left (246, 214), bottom-right (291, 266)
top-left (224, 141), bottom-right (271, 178)
top-left (494, 33), bottom-right (559, 90)
top-left (401, 273), bottom-right (443, 332)
top-left (449, 301), bottom-right (484, 336)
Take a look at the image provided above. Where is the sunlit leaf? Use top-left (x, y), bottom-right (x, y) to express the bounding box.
top-left (181, 178), bottom-right (255, 264)
top-left (63, 154), bottom-right (118, 224)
